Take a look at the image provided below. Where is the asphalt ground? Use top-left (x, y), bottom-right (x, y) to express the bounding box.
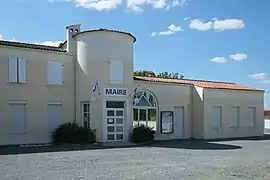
top-left (1, 132), bottom-right (270, 180)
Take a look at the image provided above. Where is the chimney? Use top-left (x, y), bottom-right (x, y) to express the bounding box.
top-left (66, 24), bottom-right (81, 53)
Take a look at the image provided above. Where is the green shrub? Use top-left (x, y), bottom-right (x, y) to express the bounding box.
top-left (131, 125), bottom-right (155, 143)
top-left (52, 123), bottom-right (96, 144)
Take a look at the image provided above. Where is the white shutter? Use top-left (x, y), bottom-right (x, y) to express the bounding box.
top-left (109, 60), bottom-right (123, 83)
top-left (57, 62), bottom-right (63, 84)
top-left (18, 58), bottom-right (27, 83)
top-left (8, 57), bottom-right (18, 82)
top-left (11, 104), bottom-right (26, 134)
top-left (246, 107), bottom-right (256, 127)
top-left (47, 61), bottom-right (63, 85)
top-left (212, 106), bottom-right (222, 129)
top-left (230, 106), bottom-right (240, 128)
top-left (48, 104), bottom-right (62, 132)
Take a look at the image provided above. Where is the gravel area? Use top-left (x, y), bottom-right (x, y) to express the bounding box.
top-left (1, 135), bottom-right (270, 180)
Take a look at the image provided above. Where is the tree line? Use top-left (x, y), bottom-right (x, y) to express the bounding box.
top-left (134, 70), bottom-right (184, 79)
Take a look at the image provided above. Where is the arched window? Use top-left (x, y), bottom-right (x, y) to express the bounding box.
top-left (133, 90), bottom-right (158, 131)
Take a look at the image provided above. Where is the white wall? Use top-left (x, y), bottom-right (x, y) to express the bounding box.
top-left (0, 46), bottom-right (74, 145)
top-left (133, 81), bottom-right (192, 140)
top-left (203, 89), bottom-right (264, 139)
top-left (265, 119), bottom-right (270, 129)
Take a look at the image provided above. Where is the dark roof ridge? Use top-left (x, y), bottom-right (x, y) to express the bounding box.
top-left (182, 78), bottom-right (235, 84)
top-left (59, 28), bottom-right (136, 48)
top-left (0, 40), bottom-right (66, 52)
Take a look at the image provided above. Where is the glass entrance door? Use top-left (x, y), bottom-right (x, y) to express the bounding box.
top-left (106, 107), bottom-right (124, 141)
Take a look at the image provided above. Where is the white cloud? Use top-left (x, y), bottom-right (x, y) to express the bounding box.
top-left (0, 33), bottom-right (62, 46)
top-left (48, 0), bottom-right (187, 11)
top-left (1, 31), bottom-right (62, 47)
top-left (249, 73), bottom-right (267, 80)
top-left (209, 57), bottom-right (227, 63)
top-left (189, 18), bottom-right (245, 31)
top-left (34, 41), bottom-right (63, 47)
top-left (0, 33), bottom-right (16, 41)
top-left (212, 18), bottom-right (245, 31)
top-left (249, 73), bottom-right (270, 84)
top-left (230, 53), bottom-right (247, 61)
top-left (189, 19), bottom-right (212, 31)
top-left (151, 24), bottom-right (183, 36)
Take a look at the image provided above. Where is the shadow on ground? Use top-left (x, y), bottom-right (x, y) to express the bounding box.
top-left (1, 134), bottom-right (270, 155)
top-left (206, 133), bottom-right (270, 142)
top-left (0, 141), bottom-right (242, 155)
top-left (149, 140), bottom-right (242, 150)
top-left (0, 145), bottom-right (105, 155)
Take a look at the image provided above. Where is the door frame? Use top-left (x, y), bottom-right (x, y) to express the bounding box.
top-left (105, 108), bottom-right (125, 142)
top-left (81, 101), bottom-right (90, 128)
top-left (102, 97), bottom-right (131, 142)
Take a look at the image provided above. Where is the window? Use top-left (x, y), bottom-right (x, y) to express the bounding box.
top-left (109, 60), bottom-right (123, 83)
top-left (10, 101), bottom-right (26, 134)
top-left (82, 102), bottom-right (90, 128)
top-left (47, 61), bottom-right (63, 85)
top-left (160, 111), bottom-right (174, 134)
top-left (8, 56), bottom-right (27, 83)
top-left (133, 90), bottom-right (157, 131)
top-left (47, 102), bottom-right (62, 132)
top-left (231, 106), bottom-right (240, 128)
top-left (106, 101), bottom-right (125, 109)
top-left (212, 106), bottom-right (222, 129)
top-left (246, 107), bottom-right (256, 127)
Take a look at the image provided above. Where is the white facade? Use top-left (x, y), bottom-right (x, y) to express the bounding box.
top-left (0, 24), bottom-right (265, 145)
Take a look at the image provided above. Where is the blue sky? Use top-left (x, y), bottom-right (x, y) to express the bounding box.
top-left (0, 0), bottom-right (269, 108)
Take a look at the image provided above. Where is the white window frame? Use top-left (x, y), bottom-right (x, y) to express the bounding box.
top-left (9, 100), bottom-right (27, 134)
top-left (133, 90), bottom-right (158, 131)
top-left (81, 102), bottom-right (90, 128)
top-left (109, 60), bottom-right (124, 84)
top-left (230, 106), bottom-right (240, 128)
top-left (8, 56), bottom-right (27, 83)
top-left (46, 61), bottom-right (64, 85)
top-left (212, 106), bottom-right (222, 130)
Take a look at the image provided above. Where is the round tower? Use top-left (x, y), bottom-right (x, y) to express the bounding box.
top-left (74, 28), bottom-right (136, 142)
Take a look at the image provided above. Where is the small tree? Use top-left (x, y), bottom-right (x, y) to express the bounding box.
top-left (134, 70), bottom-right (184, 79)
top-left (52, 123), bottom-right (96, 144)
top-left (131, 125), bottom-right (155, 143)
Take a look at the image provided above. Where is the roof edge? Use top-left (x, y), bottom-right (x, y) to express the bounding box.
top-left (133, 76), bottom-right (265, 92)
top-left (134, 76), bottom-right (193, 86)
top-left (0, 40), bottom-right (66, 53)
top-left (59, 28), bottom-right (136, 48)
top-left (74, 28), bottom-right (136, 42)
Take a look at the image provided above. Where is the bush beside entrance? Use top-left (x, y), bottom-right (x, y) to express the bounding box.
top-left (52, 123), bottom-right (96, 144)
top-left (131, 125), bottom-right (155, 143)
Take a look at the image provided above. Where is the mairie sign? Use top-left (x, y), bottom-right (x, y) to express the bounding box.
top-left (103, 88), bottom-right (128, 96)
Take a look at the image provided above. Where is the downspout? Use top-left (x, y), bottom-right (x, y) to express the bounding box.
top-left (202, 88), bottom-right (205, 139)
top-left (190, 86), bottom-right (194, 139)
top-left (74, 54), bottom-right (77, 123)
